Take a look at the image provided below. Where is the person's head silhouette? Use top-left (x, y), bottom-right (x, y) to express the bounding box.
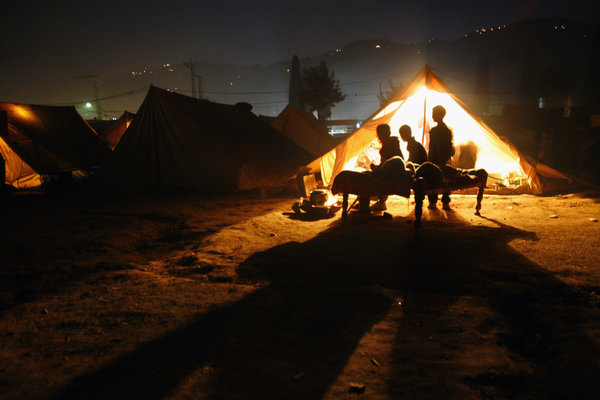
top-left (376, 124), bottom-right (391, 142)
top-left (432, 105), bottom-right (446, 123)
top-left (399, 124), bottom-right (412, 142)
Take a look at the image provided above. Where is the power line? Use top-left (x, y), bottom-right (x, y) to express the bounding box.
top-left (50, 66), bottom-right (425, 108)
top-left (52, 86), bottom-right (149, 106)
top-left (200, 67), bottom-right (422, 95)
top-left (202, 89), bottom-right (289, 95)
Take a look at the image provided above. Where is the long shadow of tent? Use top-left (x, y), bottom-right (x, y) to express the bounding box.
top-left (49, 213), bottom-right (600, 399)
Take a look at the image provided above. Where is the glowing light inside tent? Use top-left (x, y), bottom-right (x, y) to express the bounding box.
top-left (373, 100), bottom-right (404, 119)
top-left (85, 102), bottom-right (92, 108)
top-left (11, 105), bottom-right (34, 121)
top-left (347, 87), bottom-right (524, 184)
top-left (325, 191), bottom-right (339, 206)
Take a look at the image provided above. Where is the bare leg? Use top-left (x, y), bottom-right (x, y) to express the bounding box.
top-left (475, 170), bottom-right (487, 216)
top-left (442, 190), bottom-right (451, 210)
top-left (427, 193), bottom-right (438, 209)
top-left (342, 193), bottom-right (349, 224)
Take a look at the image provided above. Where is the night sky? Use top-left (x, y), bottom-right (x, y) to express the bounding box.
top-left (1, 0), bottom-right (598, 116)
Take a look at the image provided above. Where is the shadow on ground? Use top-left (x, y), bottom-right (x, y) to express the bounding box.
top-left (48, 210), bottom-right (600, 399)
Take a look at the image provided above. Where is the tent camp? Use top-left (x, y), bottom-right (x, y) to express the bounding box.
top-left (98, 111), bottom-right (135, 150)
top-left (307, 66), bottom-right (571, 194)
top-left (102, 86), bottom-right (313, 193)
top-left (0, 103), bottom-right (111, 188)
top-left (261, 105), bottom-right (340, 157)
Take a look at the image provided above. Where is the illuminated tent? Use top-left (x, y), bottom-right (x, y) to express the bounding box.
top-left (307, 66), bottom-right (571, 194)
top-left (102, 86), bottom-right (313, 193)
top-left (0, 103), bottom-right (111, 188)
top-left (261, 105), bottom-right (340, 157)
top-left (99, 111), bottom-right (135, 150)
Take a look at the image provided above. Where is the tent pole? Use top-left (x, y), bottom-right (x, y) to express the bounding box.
top-left (422, 94), bottom-right (427, 144)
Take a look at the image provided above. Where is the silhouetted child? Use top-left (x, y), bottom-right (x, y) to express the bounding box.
top-left (399, 124), bottom-right (428, 166)
top-left (370, 124), bottom-right (403, 211)
top-left (427, 105), bottom-right (455, 210)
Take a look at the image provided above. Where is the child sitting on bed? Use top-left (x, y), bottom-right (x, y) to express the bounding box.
top-left (369, 124), bottom-right (404, 211)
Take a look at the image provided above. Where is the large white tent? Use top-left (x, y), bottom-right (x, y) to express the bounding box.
top-left (307, 66), bottom-right (570, 194)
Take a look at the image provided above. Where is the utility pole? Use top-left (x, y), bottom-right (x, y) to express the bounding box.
top-left (183, 59), bottom-right (202, 99)
top-left (76, 75), bottom-right (104, 119)
top-left (196, 73), bottom-right (203, 99)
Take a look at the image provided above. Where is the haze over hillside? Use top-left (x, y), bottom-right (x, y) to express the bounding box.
top-left (23, 17), bottom-right (600, 121)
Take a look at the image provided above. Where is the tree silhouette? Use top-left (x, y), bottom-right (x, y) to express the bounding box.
top-left (518, 45), bottom-right (539, 105)
top-left (377, 79), bottom-right (403, 108)
top-left (538, 66), bottom-right (572, 98)
top-left (584, 28), bottom-right (600, 105)
top-left (518, 44), bottom-right (573, 105)
top-left (300, 62), bottom-right (346, 122)
top-left (288, 55), bottom-right (304, 109)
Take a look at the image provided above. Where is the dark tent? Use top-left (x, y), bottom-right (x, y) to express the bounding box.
top-left (0, 103), bottom-right (111, 188)
top-left (98, 111), bottom-right (135, 150)
top-left (102, 86), bottom-right (313, 193)
top-left (87, 118), bottom-right (114, 137)
top-left (261, 104), bottom-right (341, 157)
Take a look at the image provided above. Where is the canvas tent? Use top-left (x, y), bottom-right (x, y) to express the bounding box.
top-left (0, 103), bottom-right (111, 188)
top-left (307, 66), bottom-right (571, 194)
top-left (102, 86), bottom-right (313, 193)
top-left (98, 111), bottom-right (135, 150)
top-left (261, 105), bottom-right (340, 157)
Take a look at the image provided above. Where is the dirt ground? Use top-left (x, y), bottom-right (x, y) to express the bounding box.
top-left (1, 189), bottom-right (600, 399)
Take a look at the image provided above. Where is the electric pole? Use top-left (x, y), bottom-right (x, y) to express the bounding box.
top-left (183, 59), bottom-right (202, 99)
top-left (76, 75), bottom-right (104, 119)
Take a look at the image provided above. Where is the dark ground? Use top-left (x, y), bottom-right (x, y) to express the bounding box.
top-left (1, 190), bottom-right (600, 399)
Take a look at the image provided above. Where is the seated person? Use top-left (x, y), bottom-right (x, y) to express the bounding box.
top-left (370, 124), bottom-right (403, 211)
top-left (399, 125), bottom-right (428, 166)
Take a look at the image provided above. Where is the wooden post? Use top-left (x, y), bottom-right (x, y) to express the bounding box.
top-left (0, 111), bottom-right (6, 193)
top-left (342, 193), bottom-right (349, 225)
top-left (413, 177), bottom-right (424, 237)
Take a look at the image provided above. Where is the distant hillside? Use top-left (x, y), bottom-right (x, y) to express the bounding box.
top-left (109, 18), bottom-right (599, 120)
